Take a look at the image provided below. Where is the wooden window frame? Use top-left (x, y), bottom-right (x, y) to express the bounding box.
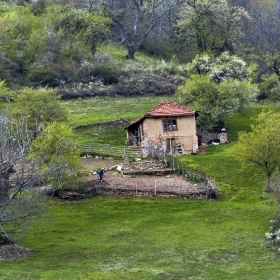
top-left (163, 119), bottom-right (178, 131)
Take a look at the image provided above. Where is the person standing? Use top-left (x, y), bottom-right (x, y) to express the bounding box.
top-left (99, 168), bottom-right (105, 182)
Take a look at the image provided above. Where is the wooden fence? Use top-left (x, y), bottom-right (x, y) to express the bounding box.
top-left (80, 143), bottom-right (219, 199)
top-left (79, 143), bottom-right (142, 159)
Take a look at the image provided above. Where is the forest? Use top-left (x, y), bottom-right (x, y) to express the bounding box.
top-left (0, 0), bottom-right (280, 101)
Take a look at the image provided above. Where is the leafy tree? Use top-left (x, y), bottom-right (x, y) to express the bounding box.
top-left (0, 4), bottom-right (111, 85)
top-left (245, 1), bottom-right (280, 61)
top-left (28, 122), bottom-right (84, 191)
top-left (175, 53), bottom-right (258, 130)
top-left (176, 0), bottom-right (250, 55)
top-left (259, 73), bottom-right (280, 101)
top-left (13, 87), bottom-right (67, 132)
top-left (100, 0), bottom-right (178, 59)
top-left (187, 52), bottom-right (256, 81)
top-left (232, 110), bottom-right (280, 192)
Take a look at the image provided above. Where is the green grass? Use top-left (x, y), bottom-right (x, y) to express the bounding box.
top-left (0, 197), bottom-right (278, 280)
top-left (63, 95), bottom-right (173, 144)
top-left (1, 99), bottom-right (280, 279)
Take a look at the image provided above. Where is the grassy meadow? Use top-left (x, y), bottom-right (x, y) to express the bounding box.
top-left (1, 96), bottom-right (280, 279)
top-left (63, 95), bottom-right (173, 145)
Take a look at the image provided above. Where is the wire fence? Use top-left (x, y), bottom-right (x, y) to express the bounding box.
top-left (167, 156), bottom-right (218, 198)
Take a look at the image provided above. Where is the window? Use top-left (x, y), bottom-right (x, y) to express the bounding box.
top-left (163, 119), bottom-right (177, 131)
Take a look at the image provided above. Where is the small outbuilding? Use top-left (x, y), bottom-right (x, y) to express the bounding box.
top-left (125, 101), bottom-right (199, 156)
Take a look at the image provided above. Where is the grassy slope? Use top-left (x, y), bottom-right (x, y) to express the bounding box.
top-left (0, 198), bottom-right (277, 280)
top-left (1, 99), bottom-right (279, 279)
top-left (63, 95), bottom-right (173, 145)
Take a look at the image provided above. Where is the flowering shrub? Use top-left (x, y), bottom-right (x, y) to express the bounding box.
top-left (265, 219), bottom-right (280, 250)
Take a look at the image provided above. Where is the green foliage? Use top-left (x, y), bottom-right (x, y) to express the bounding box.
top-left (0, 4), bottom-right (111, 85)
top-left (260, 74), bottom-right (280, 101)
top-left (175, 74), bottom-right (258, 130)
top-left (0, 80), bottom-right (14, 104)
top-left (188, 52), bottom-right (257, 82)
top-left (26, 67), bottom-right (61, 87)
top-left (13, 87), bottom-right (67, 129)
top-left (29, 122), bottom-right (84, 189)
top-left (231, 110), bottom-right (280, 191)
top-left (177, 0), bottom-right (250, 54)
top-left (175, 52), bottom-right (259, 130)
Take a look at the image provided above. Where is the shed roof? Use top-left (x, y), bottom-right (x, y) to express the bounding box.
top-left (125, 101), bottom-right (195, 129)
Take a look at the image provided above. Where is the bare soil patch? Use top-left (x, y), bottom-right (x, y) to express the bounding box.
top-left (83, 157), bottom-right (207, 198)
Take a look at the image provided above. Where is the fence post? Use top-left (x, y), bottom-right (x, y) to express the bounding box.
top-left (154, 179), bottom-right (157, 196)
top-left (91, 142), bottom-right (93, 154)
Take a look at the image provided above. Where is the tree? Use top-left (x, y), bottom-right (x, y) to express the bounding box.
top-left (232, 110), bottom-right (280, 192)
top-left (28, 122), bottom-right (84, 191)
top-left (100, 0), bottom-right (178, 59)
top-left (0, 117), bottom-right (84, 238)
top-left (245, 0), bottom-right (280, 60)
top-left (175, 53), bottom-right (258, 130)
top-left (0, 114), bottom-right (45, 237)
top-left (13, 87), bottom-right (67, 132)
top-left (176, 0), bottom-right (250, 55)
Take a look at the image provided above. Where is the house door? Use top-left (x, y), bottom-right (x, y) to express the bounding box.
top-left (166, 138), bottom-right (175, 155)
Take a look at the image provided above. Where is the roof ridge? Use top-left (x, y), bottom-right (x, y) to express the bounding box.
top-left (125, 101), bottom-right (195, 129)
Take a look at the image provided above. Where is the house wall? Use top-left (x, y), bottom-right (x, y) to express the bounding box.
top-left (141, 116), bottom-right (198, 154)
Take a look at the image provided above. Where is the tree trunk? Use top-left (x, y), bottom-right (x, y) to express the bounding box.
top-left (0, 178), bottom-right (10, 203)
top-left (0, 167), bottom-right (15, 203)
top-left (266, 175), bottom-right (272, 192)
top-left (126, 46), bottom-right (136, 60)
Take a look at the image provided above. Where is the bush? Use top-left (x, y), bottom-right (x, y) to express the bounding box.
top-left (27, 68), bottom-right (61, 87)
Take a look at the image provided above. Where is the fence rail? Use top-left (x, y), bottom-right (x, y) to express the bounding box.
top-left (79, 143), bottom-right (142, 159)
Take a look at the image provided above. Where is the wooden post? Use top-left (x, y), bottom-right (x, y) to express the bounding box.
top-left (154, 180), bottom-right (157, 196)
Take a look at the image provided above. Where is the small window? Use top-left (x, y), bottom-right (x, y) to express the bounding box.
top-left (163, 119), bottom-right (178, 131)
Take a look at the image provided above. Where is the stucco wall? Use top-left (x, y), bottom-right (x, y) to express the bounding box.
top-left (141, 116), bottom-right (198, 154)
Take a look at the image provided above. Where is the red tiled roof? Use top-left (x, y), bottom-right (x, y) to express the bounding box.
top-left (125, 101), bottom-right (195, 129)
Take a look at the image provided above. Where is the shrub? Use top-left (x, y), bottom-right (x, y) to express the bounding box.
top-left (27, 67), bottom-right (61, 87)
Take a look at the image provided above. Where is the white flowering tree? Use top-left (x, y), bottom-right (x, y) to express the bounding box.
top-left (175, 52), bottom-right (258, 130)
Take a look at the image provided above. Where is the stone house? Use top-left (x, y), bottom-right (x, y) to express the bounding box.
top-left (125, 101), bottom-right (199, 156)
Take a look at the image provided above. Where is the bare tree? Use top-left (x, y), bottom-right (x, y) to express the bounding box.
top-left (100, 0), bottom-right (179, 59)
top-left (0, 115), bottom-right (45, 237)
